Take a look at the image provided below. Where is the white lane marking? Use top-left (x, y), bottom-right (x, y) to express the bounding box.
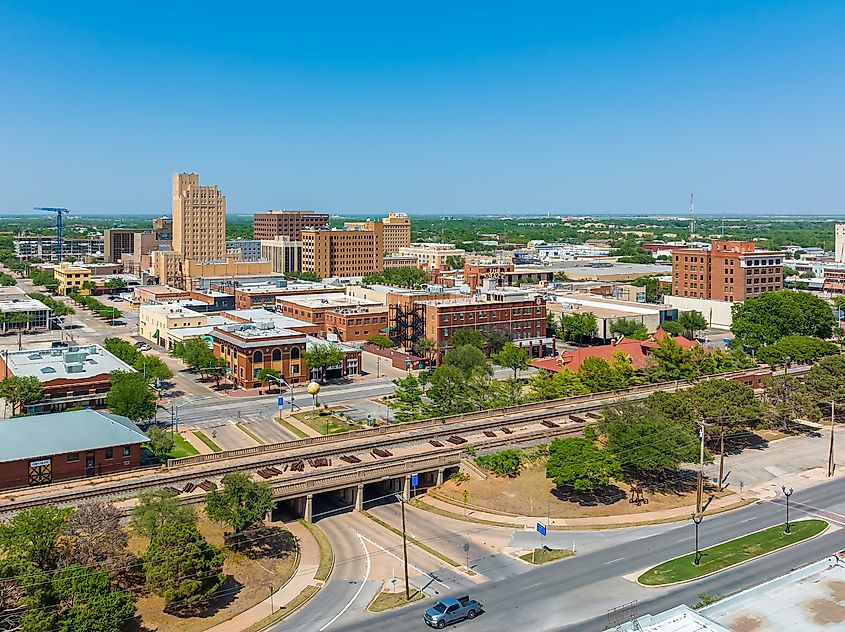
top-left (319, 533), bottom-right (371, 631)
top-left (520, 582), bottom-right (543, 591)
top-left (359, 534), bottom-right (451, 589)
top-left (740, 516), bottom-right (757, 523)
top-left (677, 536), bottom-right (693, 542)
top-left (603, 557), bottom-right (625, 565)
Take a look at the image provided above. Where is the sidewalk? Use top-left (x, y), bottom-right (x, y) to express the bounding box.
top-left (278, 412), bottom-right (323, 438)
top-left (205, 520), bottom-right (322, 632)
top-left (181, 429), bottom-right (216, 455)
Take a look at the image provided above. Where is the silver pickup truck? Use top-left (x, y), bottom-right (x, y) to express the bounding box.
top-left (423, 595), bottom-right (482, 628)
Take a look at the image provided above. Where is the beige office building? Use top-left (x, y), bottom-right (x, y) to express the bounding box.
top-left (172, 173), bottom-right (227, 262)
top-left (397, 243), bottom-right (466, 271)
top-left (344, 212), bottom-right (411, 254)
top-left (302, 224), bottom-right (384, 279)
top-left (260, 237), bottom-right (302, 274)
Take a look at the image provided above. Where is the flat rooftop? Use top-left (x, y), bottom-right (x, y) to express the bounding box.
top-left (703, 555), bottom-right (845, 632)
top-left (547, 292), bottom-right (663, 316)
top-left (222, 309), bottom-right (316, 330)
top-left (277, 293), bottom-right (378, 309)
top-left (4, 344), bottom-right (135, 381)
top-left (0, 297), bottom-right (50, 312)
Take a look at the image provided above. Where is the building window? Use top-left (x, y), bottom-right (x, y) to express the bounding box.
top-left (253, 350), bottom-right (263, 364)
top-left (67, 452), bottom-right (79, 463)
top-left (272, 349), bottom-right (282, 361)
top-left (123, 446), bottom-right (130, 457)
top-left (291, 347), bottom-right (300, 359)
top-left (105, 448), bottom-right (113, 460)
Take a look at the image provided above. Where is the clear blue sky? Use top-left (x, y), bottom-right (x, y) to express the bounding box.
top-left (1, 1), bottom-right (843, 215)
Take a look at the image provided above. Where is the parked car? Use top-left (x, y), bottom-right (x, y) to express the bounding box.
top-left (134, 341), bottom-right (151, 351)
top-left (424, 596), bottom-right (482, 628)
top-left (50, 341), bottom-right (69, 348)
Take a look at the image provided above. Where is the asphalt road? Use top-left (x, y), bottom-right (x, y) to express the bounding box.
top-left (318, 477), bottom-right (845, 632)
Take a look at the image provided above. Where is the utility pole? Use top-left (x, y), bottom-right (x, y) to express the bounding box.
top-left (718, 432), bottom-right (725, 492)
top-left (829, 401), bottom-right (836, 477)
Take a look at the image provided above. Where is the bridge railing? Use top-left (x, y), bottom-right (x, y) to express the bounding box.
top-left (167, 364), bottom-right (782, 468)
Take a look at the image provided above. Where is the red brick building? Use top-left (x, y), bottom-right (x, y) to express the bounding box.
top-left (324, 305), bottom-right (390, 342)
top-left (419, 289), bottom-right (550, 358)
top-left (253, 210), bottom-right (330, 240)
top-left (0, 409), bottom-right (147, 490)
top-left (672, 240), bottom-right (784, 302)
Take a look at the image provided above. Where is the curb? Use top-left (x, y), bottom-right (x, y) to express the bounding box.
top-left (636, 519), bottom-right (833, 587)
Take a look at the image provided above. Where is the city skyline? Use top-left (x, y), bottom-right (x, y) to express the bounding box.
top-left (1, 2), bottom-right (843, 214)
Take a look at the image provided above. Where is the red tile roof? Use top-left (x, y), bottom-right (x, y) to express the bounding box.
top-left (531, 330), bottom-right (702, 373)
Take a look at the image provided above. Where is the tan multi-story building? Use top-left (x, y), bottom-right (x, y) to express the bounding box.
top-left (344, 212), bottom-right (411, 254)
top-left (671, 240), bottom-right (784, 302)
top-left (104, 229), bottom-right (143, 263)
top-left (54, 262), bottom-right (92, 295)
top-left (301, 224), bottom-right (384, 278)
top-left (253, 210), bottom-right (330, 240)
top-left (397, 243), bottom-right (466, 272)
top-left (172, 173), bottom-right (227, 262)
top-left (260, 237), bottom-right (302, 274)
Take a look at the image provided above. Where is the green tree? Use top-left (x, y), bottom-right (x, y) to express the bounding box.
top-left (130, 489), bottom-right (196, 539)
top-left (442, 344), bottom-right (489, 377)
top-left (104, 277), bottom-right (126, 289)
top-left (601, 403), bottom-right (704, 480)
top-left (559, 311), bottom-right (597, 343)
top-left (361, 266), bottom-right (429, 289)
top-left (528, 368), bottom-right (589, 401)
top-left (756, 335), bottom-right (839, 367)
top-left (492, 342), bottom-right (530, 378)
top-left (647, 336), bottom-right (699, 381)
top-left (0, 375), bottom-right (44, 416)
top-left (285, 270), bottom-right (321, 282)
top-left (445, 255), bottom-right (465, 270)
top-left (731, 290), bottom-right (835, 352)
top-left (0, 272), bottom-right (16, 286)
top-left (678, 310), bottom-right (709, 339)
top-left (256, 367), bottom-right (281, 390)
top-left (545, 438), bottom-right (622, 493)
top-left (389, 373), bottom-right (425, 422)
top-left (106, 371), bottom-right (156, 422)
top-left (609, 318), bottom-right (649, 340)
top-left (0, 505), bottom-right (72, 570)
top-left (366, 334), bottom-right (395, 348)
top-left (803, 354), bottom-right (845, 419)
top-left (171, 338), bottom-right (216, 374)
top-left (671, 379), bottom-right (765, 430)
top-left (205, 472), bottom-right (273, 545)
top-left (450, 327), bottom-right (485, 349)
top-left (578, 356), bottom-right (628, 392)
top-left (426, 364), bottom-right (471, 416)
top-left (762, 375), bottom-right (818, 430)
top-left (659, 320), bottom-right (684, 336)
top-left (21, 564), bottom-right (135, 632)
top-left (412, 337), bottom-right (435, 363)
top-left (103, 337), bottom-right (141, 365)
top-left (484, 330), bottom-right (511, 354)
top-left (476, 449), bottom-right (522, 477)
top-left (303, 343), bottom-right (345, 381)
top-left (135, 354), bottom-right (173, 382)
top-left (143, 521), bottom-right (225, 610)
top-left (146, 427), bottom-right (175, 462)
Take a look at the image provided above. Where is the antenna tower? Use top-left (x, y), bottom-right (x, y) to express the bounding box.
top-left (688, 193), bottom-right (695, 239)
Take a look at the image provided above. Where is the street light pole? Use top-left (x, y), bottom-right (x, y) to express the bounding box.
top-left (829, 400), bottom-right (836, 478)
top-left (396, 494), bottom-right (411, 600)
top-left (782, 486), bottom-right (793, 534)
top-left (691, 513), bottom-right (703, 565)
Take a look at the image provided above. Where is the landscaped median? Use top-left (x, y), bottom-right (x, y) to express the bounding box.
top-left (519, 547), bottom-right (574, 565)
top-left (638, 519), bottom-right (829, 586)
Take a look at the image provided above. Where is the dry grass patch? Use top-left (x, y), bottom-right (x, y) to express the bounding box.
top-left (437, 463), bottom-right (733, 519)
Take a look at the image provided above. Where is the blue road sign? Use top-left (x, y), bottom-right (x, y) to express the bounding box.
top-left (536, 522), bottom-right (547, 537)
top-left (411, 473), bottom-right (419, 487)
top-left (277, 396), bottom-right (285, 408)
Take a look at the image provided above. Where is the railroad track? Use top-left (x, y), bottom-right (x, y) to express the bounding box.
top-left (0, 365), bottom-right (793, 515)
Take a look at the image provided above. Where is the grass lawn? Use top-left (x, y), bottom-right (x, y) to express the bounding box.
top-left (292, 410), bottom-right (350, 435)
top-left (194, 430), bottom-right (223, 452)
top-left (519, 548), bottom-right (575, 564)
top-left (299, 519), bottom-right (334, 582)
top-left (368, 588), bottom-right (424, 613)
top-left (278, 418), bottom-right (309, 439)
top-left (638, 519), bottom-right (828, 586)
top-left (168, 432), bottom-right (199, 458)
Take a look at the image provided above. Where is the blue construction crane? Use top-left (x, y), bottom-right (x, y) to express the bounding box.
top-left (33, 207), bottom-right (69, 262)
